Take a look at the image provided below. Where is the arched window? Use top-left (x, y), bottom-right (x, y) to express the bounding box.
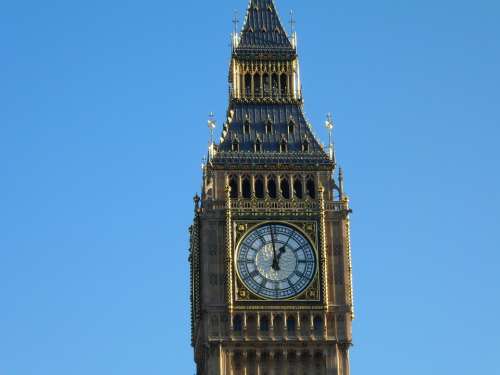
top-left (255, 176), bottom-right (264, 199)
top-left (273, 314), bottom-right (283, 337)
top-left (229, 176), bottom-right (238, 199)
top-left (281, 177), bottom-right (290, 199)
top-left (260, 316), bottom-right (269, 332)
top-left (280, 138), bottom-right (288, 153)
top-left (263, 73), bottom-right (270, 96)
top-left (306, 177), bottom-right (315, 199)
top-left (233, 315), bottom-right (242, 332)
top-left (313, 316), bottom-right (323, 335)
top-left (245, 73), bottom-right (252, 97)
top-left (232, 138), bottom-right (239, 152)
top-left (267, 177), bottom-right (277, 199)
top-left (288, 120), bottom-right (295, 134)
top-left (242, 177), bottom-right (251, 199)
top-left (280, 73), bottom-right (288, 96)
top-left (272, 74), bottom-right (279, 97)
top-left (255, 74), bottom-right (262, 97)
top-left (287, 316), bottom-right (296, 334)
top-left (254, 138), bottom-right (262, 152)
top-left (293, 178), bottom-right (303, 199)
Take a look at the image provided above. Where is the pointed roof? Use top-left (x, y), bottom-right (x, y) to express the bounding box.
top-left (236, 0), bottom-right (294, 53)
top-left (211, 103), bottom-right (333, 168)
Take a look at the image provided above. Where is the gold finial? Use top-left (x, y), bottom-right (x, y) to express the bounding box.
top-left (325, 113), bottom-right (335, 161)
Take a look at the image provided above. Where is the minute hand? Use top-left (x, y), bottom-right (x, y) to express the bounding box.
top-left (270, 226), bottom-right (279, 270)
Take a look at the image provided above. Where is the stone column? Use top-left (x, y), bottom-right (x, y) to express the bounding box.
top-left (264, 175), bottom-right (269, 198)
top-left (251, 73), bottom-right (255, 99)
top-left (251, 175), bottom-right (256, 198)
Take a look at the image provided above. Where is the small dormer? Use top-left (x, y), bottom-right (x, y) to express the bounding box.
top-left (265, 118), bottom-right (273, 134)
top-left (288, 118), bottom-right (295, 134)
top-left (244, 115), bottom-right (251, 134)
top-left (254, 136), bottom-right (262, 152)
top-left (232, 137), bottom-right (240, 152)
top-left (280, 136), bottom-right (288, 153)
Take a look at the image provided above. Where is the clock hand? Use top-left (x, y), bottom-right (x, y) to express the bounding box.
top-left (270, 225), bottom-right (279, 271)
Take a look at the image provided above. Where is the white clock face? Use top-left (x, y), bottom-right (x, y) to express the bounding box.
top-left (236, 223), bottom-right (316, 300)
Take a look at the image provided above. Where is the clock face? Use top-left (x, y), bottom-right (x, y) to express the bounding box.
top-left (236, 223), bottom-right (316, 300)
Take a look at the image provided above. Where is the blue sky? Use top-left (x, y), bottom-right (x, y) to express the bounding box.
top-left (1, 0), bottom-right (499, 374)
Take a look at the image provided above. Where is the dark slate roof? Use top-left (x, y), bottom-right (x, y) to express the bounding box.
top-left (236, 0), bottom-right (294, 53)
top-left (212, 103), bottom-right (333, 167)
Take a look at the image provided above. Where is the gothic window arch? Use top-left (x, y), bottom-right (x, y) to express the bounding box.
top-left (267, 176), bottom-right (277, 199)
top-left (273, 314), bottom-right (283, 337)
top-left (245, 73), bottom-right (252, 97)
top-left (255, 73), bottom-right (262, 97)
top-left (242, 176), bottom-right (251, 199)
top-left (287, 316), bottom-right (296, 334)
top-left (280, 177), bottom-right (290, 199)
top-left (260, 315), bottom-right (269, 332)
top-left (229, 176), bottom-right (238, 199)
top-left (306, 176), bottom-right (315, 199)
top-left (255, 176), bottom-right (264, 198)
top-left (233, 315), bottom-right (243, 332)
top-left (293, 177), bottom-right (303, 199)
top-left (263, 73), bottom-right (270, 96)
top-left (313, 316), bottom-right (323, 335)
top-left (281, 73), bottom-right (288, 96)
top-left (272, 73), bottom-right (279, 97)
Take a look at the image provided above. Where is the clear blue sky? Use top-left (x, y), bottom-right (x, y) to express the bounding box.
top-left (1, 0), bottom-right (499, 374)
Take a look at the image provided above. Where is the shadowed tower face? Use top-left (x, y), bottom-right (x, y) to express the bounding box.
top-left (189, 1), bottom-right (354, 374)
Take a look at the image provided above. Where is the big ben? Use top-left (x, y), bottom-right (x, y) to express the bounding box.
top-left (189, 1), bottom-right (354, 374)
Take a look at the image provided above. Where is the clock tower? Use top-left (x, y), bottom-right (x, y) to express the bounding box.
top-left (189, 1), bottom-right (354, 374)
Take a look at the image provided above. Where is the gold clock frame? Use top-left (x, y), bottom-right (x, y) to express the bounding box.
top-left (232, 219), bottom-right (322, 304)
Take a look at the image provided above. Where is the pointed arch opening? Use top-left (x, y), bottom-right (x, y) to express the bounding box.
top-left (267, 176), bottom-right (277, 199)
top-left (287, 316), bottom-right (296, 335)
top-left (233, 315), bottom-right (242, 332)
top-left (260, 315), bottom-right (269, 332)
top-left (280, 177), bottom-right (290, 199)
top-left (293, 177), bottom-right (303, 199)
top-left (306, 177), bottom-right (315, 199)
top-left (281, 73), bottom-right (288, 97)
top-left (242, 176), bottom-right (251, 199)
top-left (255, 176), bottom-right (264, 199)
top-left (229, 176), bottom-right (238, 199)
top-left (244, 73), bottom-right (252, 97)
top-left (263, 73), bottom-right (270, 96)
top-left (272, 73), bottom-right (279, 97)
top-left (313, 316), bottom-right (324, 335)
